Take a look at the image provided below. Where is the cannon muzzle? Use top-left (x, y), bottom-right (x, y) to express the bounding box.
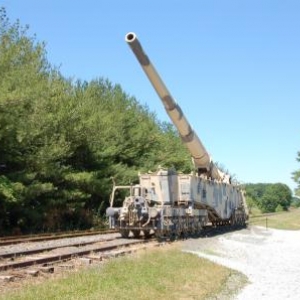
top-left (125, 32), bottom-right (226, 182)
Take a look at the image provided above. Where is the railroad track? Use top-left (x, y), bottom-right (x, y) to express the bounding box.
top-left (0, 224), bottom-right (242, 287)
top-left (0, 237), bottom-right (155, 272)
top-left (0, 234), bottom-right (120, 260)
top-left (0, 229), bottom-right (116, 246)
top-left (0, 231), bottom-right (159, 288)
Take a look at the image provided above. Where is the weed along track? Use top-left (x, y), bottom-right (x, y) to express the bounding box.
top-left (0, 231), bottom-right (160, 288)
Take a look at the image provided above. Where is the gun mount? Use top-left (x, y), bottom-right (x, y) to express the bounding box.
top-left (106, 32), bottom-right (248, 239)
top-left (125, 32), bottom-right (229, 183)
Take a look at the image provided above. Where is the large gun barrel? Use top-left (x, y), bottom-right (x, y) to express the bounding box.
top-left (125, 32), bottom-right (226, 182)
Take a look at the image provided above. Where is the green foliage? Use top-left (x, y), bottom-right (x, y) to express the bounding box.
top-left (245, 183), bottom-right (292, 213)
top-left (156, 122), bottom-right (193, 172)
top-left (275, 204), bottom-right (284, 212)
top-left (291, 197), bottom-right (300, 208)
top-left (0, 9), bottom-right (191, 234)
top-left (245, 196), bottom-right (256, 214)
top-left (0, 175), bottom-right (22, 202)
top-left (292, 151), bottom-right (300, 197)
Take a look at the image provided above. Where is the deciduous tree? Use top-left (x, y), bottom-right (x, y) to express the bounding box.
top-left (292, 151), bottom-right (300, 197)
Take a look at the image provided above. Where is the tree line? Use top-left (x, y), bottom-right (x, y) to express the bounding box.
top-left (0, 9), bottom-right (192, 234)
top-left (244, 183), bottom-right (293, 213)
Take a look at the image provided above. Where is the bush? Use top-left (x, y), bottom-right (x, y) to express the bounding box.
top-left (275, 204), bottom-right (284, 212)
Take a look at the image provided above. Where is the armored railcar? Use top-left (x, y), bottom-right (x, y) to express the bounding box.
top-left (106, 33), bottom-right (248, 238)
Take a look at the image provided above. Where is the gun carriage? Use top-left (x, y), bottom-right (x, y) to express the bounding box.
top-left (106, 33), bottom-right (248, 238)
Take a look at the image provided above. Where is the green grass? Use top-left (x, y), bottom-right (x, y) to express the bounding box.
top-left (249, 208), bottom-right (300, 230)
top-left (0, 246), bottom-right (245, 300)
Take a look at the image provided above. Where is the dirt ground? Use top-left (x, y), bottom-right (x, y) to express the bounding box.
top-left (181, 226), bottom-right (300, 299)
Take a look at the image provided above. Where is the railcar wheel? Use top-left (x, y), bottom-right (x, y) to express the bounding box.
top-left (120, 229), bottom-right (130, 238)
top-left (143, 230), bottom-right (151, 238)
top-left (132, 230), bottom-right (141, 238)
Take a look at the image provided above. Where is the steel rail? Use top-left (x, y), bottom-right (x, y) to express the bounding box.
top-left (0, 238), bottom-right (148, 272)
top-left (0, 229), bottom-right (116, 246)
top-left (0, 234), bottom-right (120, 259)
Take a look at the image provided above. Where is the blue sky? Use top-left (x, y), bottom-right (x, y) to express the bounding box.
top-left (2, 1), bottom-right (300, 193)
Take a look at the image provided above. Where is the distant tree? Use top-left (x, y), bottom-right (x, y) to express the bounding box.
top-left (291, 197), bottom-right (300, 208)
top-left (245, 196), bottom-right (256, 214)
top-left (259, 192), bottom-right (278, 213)
top-left (244, 183), bottom-right (292, 213)
top-left (271, 183), bottom-right (293, 210)
top-left (244, 183), bottom-right (269, 208)
top-left (292, 151), bottom-right (300, 197)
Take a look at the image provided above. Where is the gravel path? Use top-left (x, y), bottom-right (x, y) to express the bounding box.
top-left (182, 226), bottom-right (300, 299)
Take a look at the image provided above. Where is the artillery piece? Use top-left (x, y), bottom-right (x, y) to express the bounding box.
top-left (106, 33), bottom-right (248, 238)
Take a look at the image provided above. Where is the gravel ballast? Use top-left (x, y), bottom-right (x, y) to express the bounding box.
top-left (182, 226), bottom-right (300, 299)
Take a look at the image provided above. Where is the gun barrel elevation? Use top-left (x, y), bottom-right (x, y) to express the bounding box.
top-left (125, 32), bottom-right (226, 182)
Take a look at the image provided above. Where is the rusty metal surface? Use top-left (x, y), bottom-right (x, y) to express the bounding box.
top-left (0, 238), bottom-right (147, 272)
top-left (0, 229), bottom-right (116, 246)
top-left (0, 235), bottom-right (119, 259)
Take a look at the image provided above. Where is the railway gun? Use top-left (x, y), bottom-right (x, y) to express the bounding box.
top-left (106, 32), bottom-right (248, 239)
